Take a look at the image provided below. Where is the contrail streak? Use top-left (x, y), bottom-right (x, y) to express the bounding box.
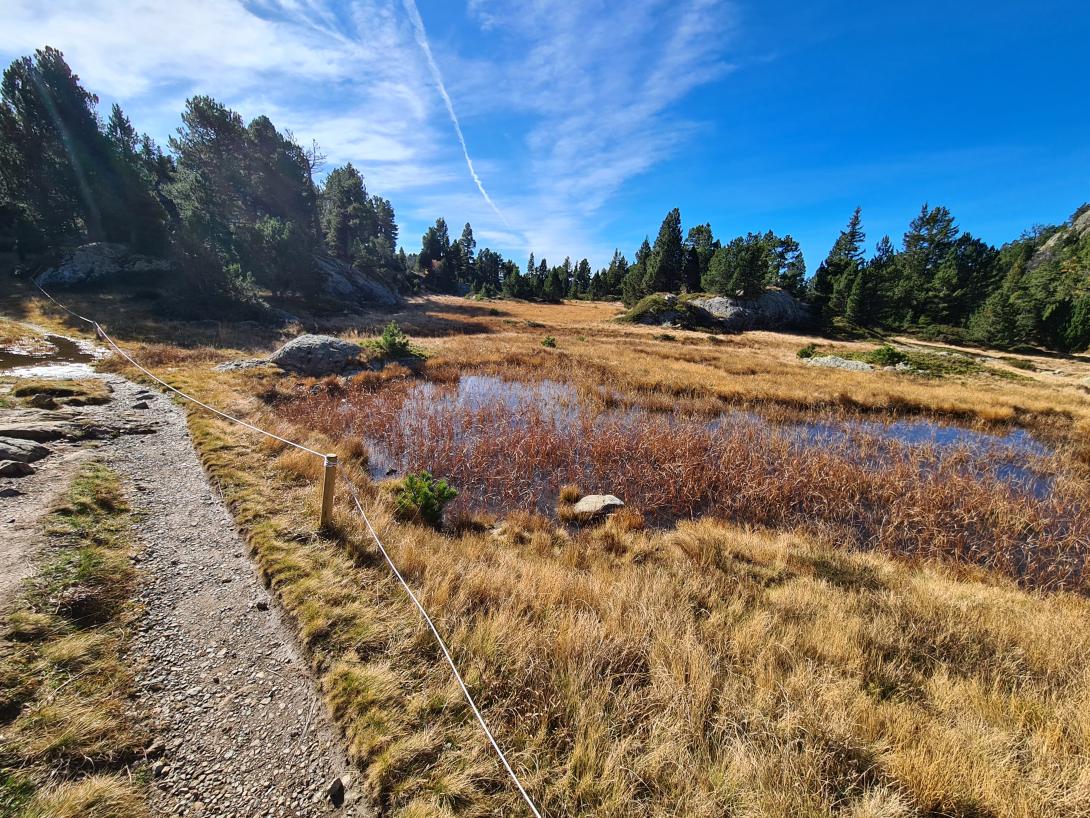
top-left (401, 0), bottom-right (510, 226)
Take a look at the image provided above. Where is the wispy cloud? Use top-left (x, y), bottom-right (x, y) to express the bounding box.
top-left (401, 0), bottom-right (510, 226)
top-left (454, 0), bottom-right (736, 263)
top-left (0, 0), bottom-right (735, 266)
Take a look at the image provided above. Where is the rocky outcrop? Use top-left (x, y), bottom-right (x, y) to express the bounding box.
top-left (626, 289), bottom-right (811, 333)
top-left (572, 494), bottom-right (625, 518)
top-left (268, 334), bottom-right (362, 376)
top-left (36, 243), bottom-right (171, 288)
top-left (803, 355), bottom-right (874, 372)
top-left (315, 255), bottom-right (401, 306)
top-left (689, 290), bottom-right (811, 332)
top-left (1028, 206), bottom-right (1090, 272)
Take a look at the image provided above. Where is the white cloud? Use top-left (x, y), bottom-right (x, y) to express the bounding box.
top-left (449, 0), bottom-right (736, 264)
top-left (0, 0), bottom-right (736, 267)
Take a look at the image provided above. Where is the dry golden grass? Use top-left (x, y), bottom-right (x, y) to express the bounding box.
top-left (7, 288), bottom-right (1090, 817)
top-left (0, 464), bottom-right (147, 816)
top-left (11, 378), bottom-right (113, 406)
top-left (0, 317), bottom-right (39, 347)
top-left (125, 356), bottom-right (1089, 817)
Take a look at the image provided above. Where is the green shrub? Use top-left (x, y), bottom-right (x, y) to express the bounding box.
top-left (797, 343), bottom-right (818, 359)
top-left (542, 335), bottom-right (557, 348)
top-left (371, 321), bottom-right (416, 358)
top-left (620, 294), bottom-right (710, 329)
top-left (655, 333), bottom-right (677, 342)
top-left (395, 472), bottom-right (458, 528)
top-left (867, 344), bottom-right (907, 367)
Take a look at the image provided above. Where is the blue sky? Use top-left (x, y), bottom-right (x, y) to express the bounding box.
top-left (3, 0), bottom-right (1089, 270)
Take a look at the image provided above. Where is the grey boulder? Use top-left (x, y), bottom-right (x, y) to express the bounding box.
top-left (315, 255), bottom-right (401, 306)
top-left (269, 334), bottom-right (362, 376)
top-left (36, 242), bottom-right (171, 288)
top-left (0, 436), bottom-right (52, 463)
top-left (572, 494), bottom-right (625, 518)
top-left (689, 289), bottom-right (811, 332)
top-left (0, 460), bottom-right (36, 477)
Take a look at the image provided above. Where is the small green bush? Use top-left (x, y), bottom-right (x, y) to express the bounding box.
top-left (395, 472), bottom-right (458, 528)
top-left (655, 333), bottom-right (677, 342)
top-left (371, 321), bottom-right (415, 358)
top-left (797, 343), bottom-right (818, 359)
top-left (542, 335), bottom-right (557, 348)
top-left (867, 344), bottom-right (907, 367)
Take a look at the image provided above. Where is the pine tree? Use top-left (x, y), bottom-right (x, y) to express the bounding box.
top-left (621, 238), bottom-right (652, 306)
top-left (458, 222), bottom-right (476, 284)
top-left (812, 207), bottom-right (865, 319)
top-left (684, 223), bottom-right (717, 292)
top-left (898, 204), bottom-right (959, 324)
top-left (642, 208), bottom-right (685, 293)
top-left (844, 266), bottom-right (868, 324)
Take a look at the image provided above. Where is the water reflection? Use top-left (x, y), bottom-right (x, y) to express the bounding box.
top-left (0, 334), bottom-right (99, 379)
top-left (364, 375), bottom-right (1054, 498)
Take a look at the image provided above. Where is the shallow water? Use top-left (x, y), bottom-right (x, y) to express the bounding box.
top-left (0, 334), bottom-right (99, 379)
top-left (363, 374), bottom-right (1055, 498)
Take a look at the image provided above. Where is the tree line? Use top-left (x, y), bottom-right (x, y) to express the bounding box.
top-left (2, 47), bottom-right (1086, 352)
top-left (810, 204), bottom-right (1090, 352)
top-left (0, 47), bottom-right (405, 302)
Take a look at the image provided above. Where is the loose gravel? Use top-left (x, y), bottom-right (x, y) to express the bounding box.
top-left (103, 374), bottom-right (361, 818)
top-left (2, 359), bottom-right (362, 817)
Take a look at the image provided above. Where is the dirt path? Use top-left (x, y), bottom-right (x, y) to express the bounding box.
top-left (2, 363), bottom-right (362, 817)
top-left (0, 443), bottom-right (94, 608)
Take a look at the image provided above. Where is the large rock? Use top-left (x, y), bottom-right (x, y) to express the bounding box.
top-left (1028, 206), bottom-right (1090, 272)
top-left (0, 421), bottom-right (72, 442)
top-left (36, 243), bottom-right (171, 288)
top-left (0, 436), bottom-right (51, 463)
top-left (314, 255), bottom-right (401, 306)
top-left (627, 289), bottom-right (811, 333)
top-left (689, 289), bottom-right (811, 332)
top-left (572, 494), bottom-right (625, 518)
top-left (269, 334), bottom-right (362, 376)
top-left (0, 460), bottom-right (35, 477)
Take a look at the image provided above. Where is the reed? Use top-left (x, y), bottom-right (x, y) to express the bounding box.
top-left (278, 373), bottom-right (1090, 592)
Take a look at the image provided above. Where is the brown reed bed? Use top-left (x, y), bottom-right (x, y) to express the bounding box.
top-left (276, 371), bottom-right (1090, 593)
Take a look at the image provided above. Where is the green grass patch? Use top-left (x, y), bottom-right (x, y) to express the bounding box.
top-left (0, 462), bottom-right (147, 815)
top-left (11, 379), bottom-right (112, 407)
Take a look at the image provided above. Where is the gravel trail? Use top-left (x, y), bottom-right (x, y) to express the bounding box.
top-left (104, 374), bottom-right (361, 818)
top-left (2, 356), bottom-right (362, 817)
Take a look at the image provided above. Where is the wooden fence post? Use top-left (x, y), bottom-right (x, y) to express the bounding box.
top-left (320, 454), bottom-right (338, 529)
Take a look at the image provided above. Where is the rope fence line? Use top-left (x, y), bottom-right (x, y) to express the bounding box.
top-left (30, 279), bottom-right (545, 818)
top-left (340, 476), bottom-right (544, 818)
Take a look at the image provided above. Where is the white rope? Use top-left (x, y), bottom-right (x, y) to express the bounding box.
top-left (340, 475), bottom-right (544, 818)
top-left (32, 278), bottom-right (545, 817)
top-left (32, 279), bottom-right (327, 459)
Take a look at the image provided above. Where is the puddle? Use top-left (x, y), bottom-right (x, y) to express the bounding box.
top-left (0, 334), bottom-right (100, 379)
top-left (380, 376), bottom-right (1050, 475)
top-left (291, 373), bottom-right (1087, 589)
top-left (353, 375), bottom-right (1059, 510)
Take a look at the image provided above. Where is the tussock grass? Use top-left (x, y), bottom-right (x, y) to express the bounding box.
top-left (0, 463), bottom-right (147, 816)
top-left (21, 292), bottom-right (1090, 817)
top-left (126, 362), bottom-right (1090, 817)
